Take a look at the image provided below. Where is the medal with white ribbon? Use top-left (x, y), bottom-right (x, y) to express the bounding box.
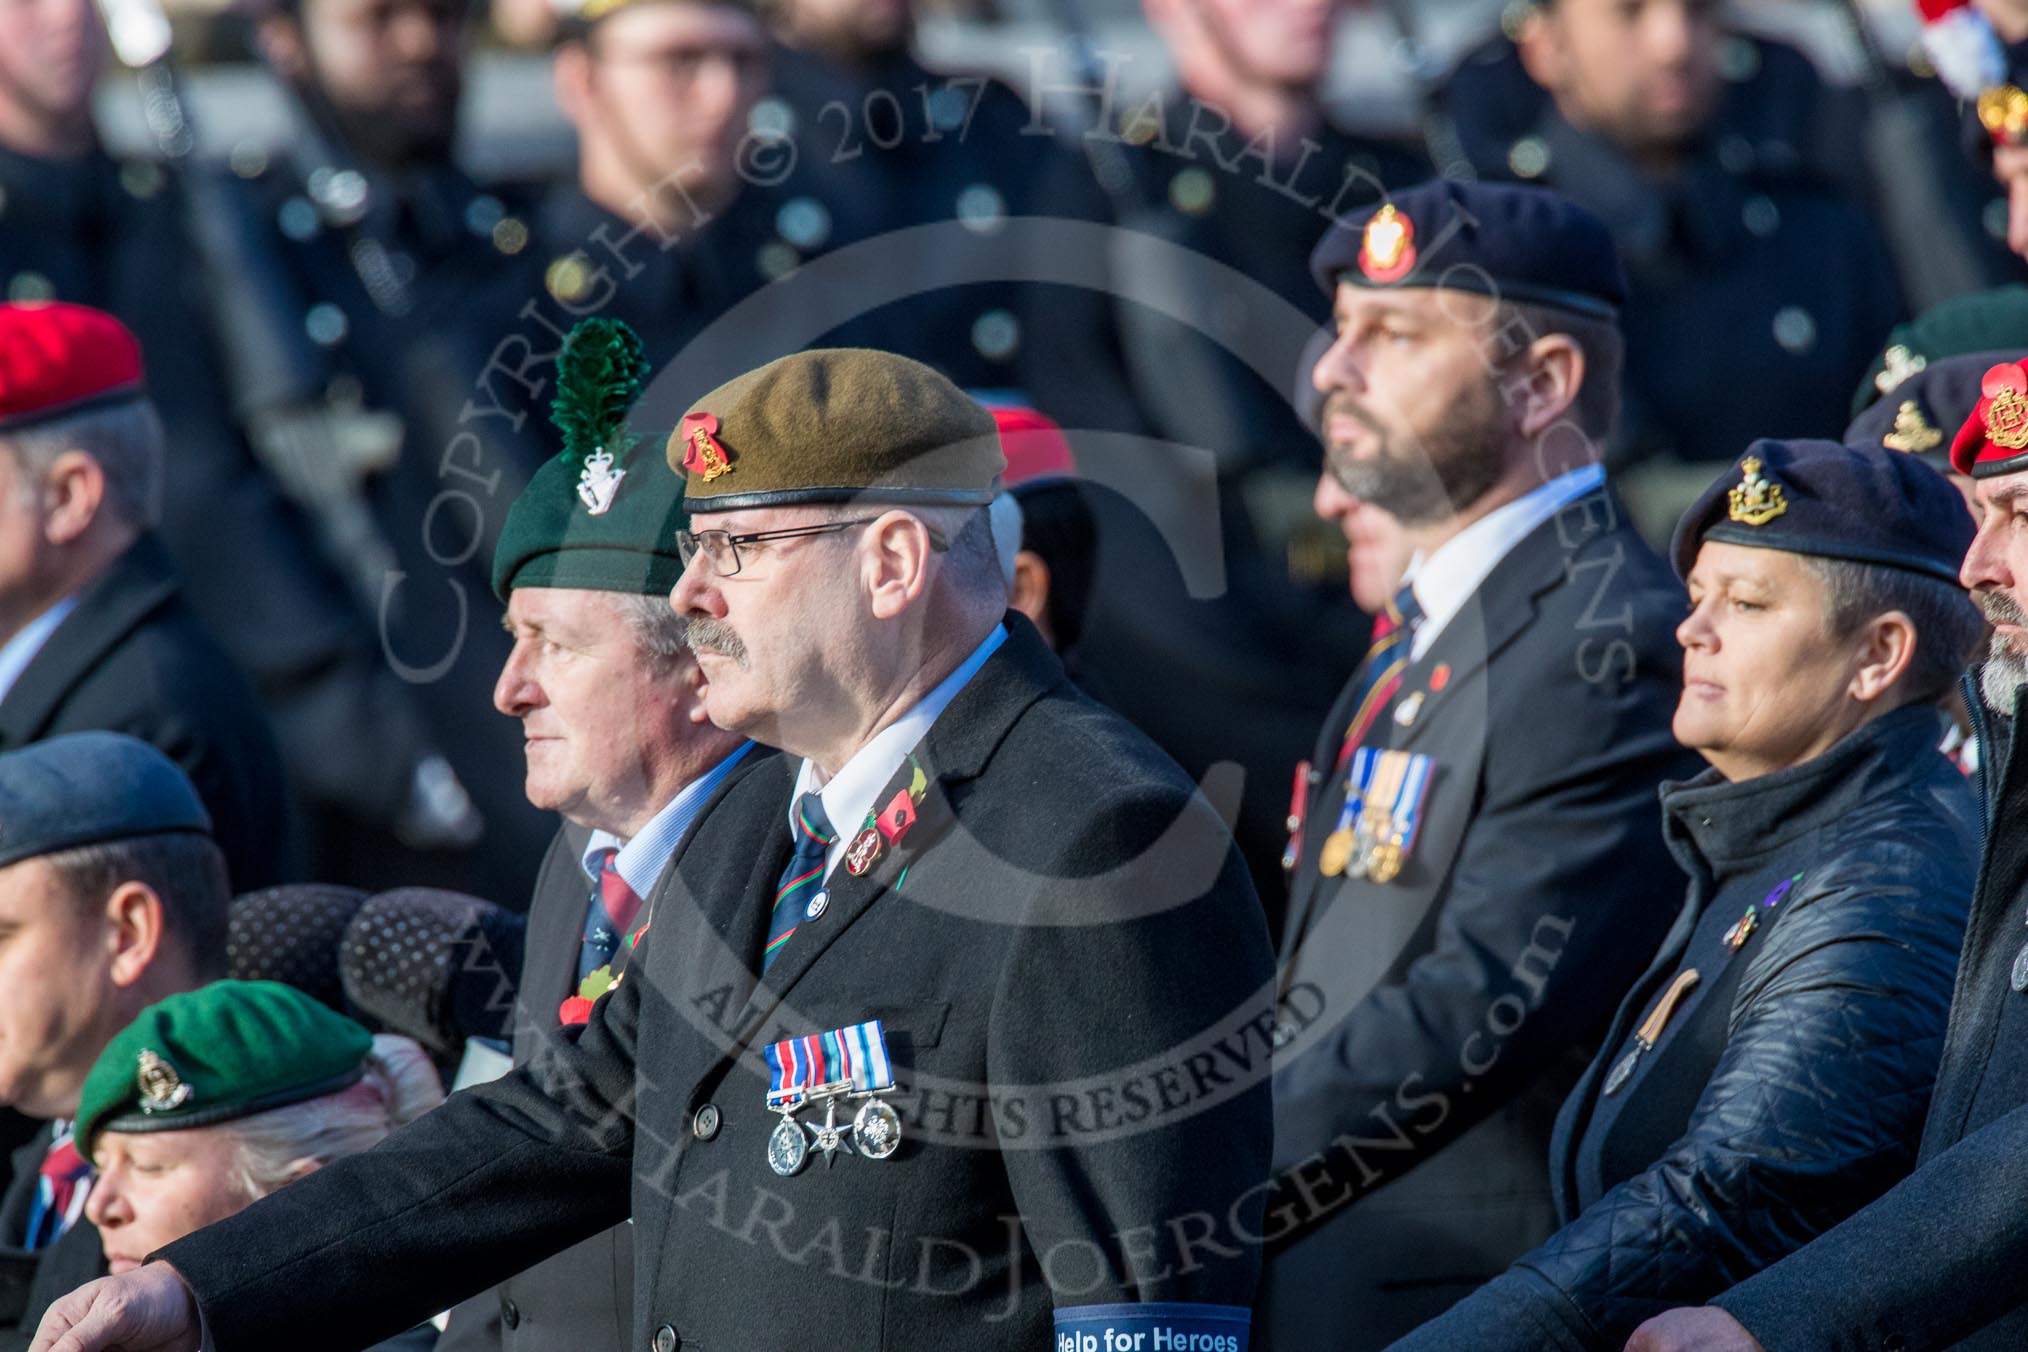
top-left (764, 1020), bottom-right (901, 1174)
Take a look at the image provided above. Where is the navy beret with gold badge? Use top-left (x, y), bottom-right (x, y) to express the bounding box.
top-left (1308, 179), bottom-right (1628, 320)
top-left (1672, 439), bottom-right (1974, 585)
top-left (1845, 349), bottom-right (2011, 469)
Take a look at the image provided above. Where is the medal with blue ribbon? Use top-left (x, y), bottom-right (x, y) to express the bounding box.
top-left (1317, 748), bottom-right (1384, 879)
top-left (764, 1020), bottom-right (902, 1175)
top-left (1358, 750), bottom-right (1434, 885)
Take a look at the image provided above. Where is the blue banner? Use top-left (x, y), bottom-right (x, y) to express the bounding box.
top-left (1053, 1303), bottom-right (1250, 1352)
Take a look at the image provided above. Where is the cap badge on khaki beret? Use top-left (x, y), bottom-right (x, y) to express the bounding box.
top-left (1883, 401), bottom-right (1944, 454)
top-left (1727, 456), bottom-right (1788, 527)
top-left (679, 411), bottom-right (732, 482)
top-left (1875, 345), bottom-right (1927, 396)
top-left (1359, 204), bottom-right (1417, 284)
top-left (136, 1049), bottom-right (191, 1114)
top-left (1984, 365), bottom-right (2028, 451)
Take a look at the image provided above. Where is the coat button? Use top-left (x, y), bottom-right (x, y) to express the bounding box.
top-left (652, 1323), bottom-right (679, 1352)
top-left (692, 1104), bottom-right (721, 1141)
top-left (500, 1299), bottom-right (520, 1330)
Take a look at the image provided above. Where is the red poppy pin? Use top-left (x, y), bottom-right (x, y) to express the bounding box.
top-left (679, 411), bottom-right (732, 481)
top-left (878, 790), bottom-right (918, 845)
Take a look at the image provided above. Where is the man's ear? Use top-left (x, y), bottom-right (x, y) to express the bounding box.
top-left (41, 451), bottom-right (108, 546)
top-left (1010, 550), bottom-right (1054, 645)
top-left (1515, 5), bottom-right (1567, 94)
top-left (1849, 611), bottom-right (1918, 705)
top-left (1511, 334), bottom-right (1585, 439)
top-left (864, 513), bottom-right (937, 621)
top-left (553, 41), bottom-right (594, 131)
top-left (104, 881), bottom-right (167, 990)
top-left (257, 14), bottom-right (309, 83)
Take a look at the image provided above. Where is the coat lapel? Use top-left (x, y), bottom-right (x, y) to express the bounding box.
top-left (1389, 488), bottom-right (1624, 752)
top-left (727, 617), bottom-right (1064, 1039)
top-left (0, 535), bottom-right (178, 747)
top-left (518, 824), bottom-right (595, 1054)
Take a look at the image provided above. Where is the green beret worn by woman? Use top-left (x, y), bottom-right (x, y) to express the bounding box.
top-left (75, 981), bottom-right (443, 1351)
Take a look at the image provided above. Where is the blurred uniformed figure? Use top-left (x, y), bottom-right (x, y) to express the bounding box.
top-left (1262, 181), bottom-right (1696, 1350)
top-left (221, 0), bottom-right (582, 902)
top-left (1019, 0), bottom-right (1429, 917)
top-left (763, 0), bottom-right (1081, 395)
top-left (0, 304), bottom-right (292, 892)
top-left (0, 0), bottom-right (479, 888)
top-left (1440, 0), bottom-right (1908, 544)
top-left (457, 0), bottom-right (869, 424)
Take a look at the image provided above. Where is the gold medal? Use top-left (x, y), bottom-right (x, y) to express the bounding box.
top-left (1319, 828), bottom-right (1355, 878)
top-left (1367, 836), bottom-right (1405, 884)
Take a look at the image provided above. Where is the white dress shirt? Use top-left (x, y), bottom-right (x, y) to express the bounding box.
top-left (788, 625), bottom-right (1007, 880)
top-left (1403, 464), bottom-right (1605, 660)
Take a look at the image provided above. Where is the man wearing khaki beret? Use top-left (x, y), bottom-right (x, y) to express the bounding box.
top-left (37, 350), bottom-right (1275, 1352)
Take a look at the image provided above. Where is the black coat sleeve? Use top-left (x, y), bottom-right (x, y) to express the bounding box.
top-left (1711, 1102), bottom-right (2028, 1350)
top-left (157, 945), bottom-right (645, 1352)
top-left (1383, 839), bottom-right (1970, 1351)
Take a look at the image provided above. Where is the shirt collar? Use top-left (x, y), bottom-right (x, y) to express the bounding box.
top-left (0, 596), bottom-right (77, 706)
top-left (789, 624), bottom-right (1007, 878)
top-left (582, 740), bottom-right (756, 896)
top-left (1404, 465), bottom-right (1603, 660)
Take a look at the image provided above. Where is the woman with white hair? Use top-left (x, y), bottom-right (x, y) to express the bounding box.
top-left (73, 981), bottom-right (442, 1350)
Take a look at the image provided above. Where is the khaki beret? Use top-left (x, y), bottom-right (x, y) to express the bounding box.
top-left (668, 349), bottom-right (1005, 514)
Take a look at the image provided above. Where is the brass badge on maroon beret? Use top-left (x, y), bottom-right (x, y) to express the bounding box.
top-left (679, 411), bottom-right (732, 481)
top-left (1358, 204), bottom-right (1417, 284)
top-left (1985, 365), bottom-right (2028, 451)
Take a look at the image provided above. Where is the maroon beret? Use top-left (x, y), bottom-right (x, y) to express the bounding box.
top-left (0, 302), bottom-right (145, 433)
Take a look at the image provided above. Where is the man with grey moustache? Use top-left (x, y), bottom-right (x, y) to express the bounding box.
top-left (1626, 359), bottom-right (2028, 1352)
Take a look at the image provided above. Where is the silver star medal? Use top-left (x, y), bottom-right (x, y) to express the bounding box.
top-left (576, 448), bottom-right (625, 516)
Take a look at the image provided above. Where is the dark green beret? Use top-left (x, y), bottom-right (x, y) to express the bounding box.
top-left (0, 732), bottom-right (210, 872)
top-left (668, 349), bottom-right (1004, 515)
top-left (1852, 285), bottom-right (2028, 419)
top-left (76, 980), bottom-right (374, 1152)
top-left (491, 446), bottom-right (688, 600)
top-left (492, 317), bottom-right (688, 600)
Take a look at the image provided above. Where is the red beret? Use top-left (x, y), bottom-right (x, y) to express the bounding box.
top-left (0, 303), bottom-right (145, 433)
top-left (1949, 359), bottom-right (2028, 479)
top-left (986, 404), bottom-right (1075, 487)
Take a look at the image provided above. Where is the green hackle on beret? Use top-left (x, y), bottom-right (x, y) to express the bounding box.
top-left (669, 349), bottom-right (1004, 513)
top-left (551, 318), bottom-right (645, 469)
top-left (492, 317), bottom-right (687, 599)
top-left (76, 980), bottom-right (374, 1153)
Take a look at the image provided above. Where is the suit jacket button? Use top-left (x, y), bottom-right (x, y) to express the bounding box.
top-left (692, 1104), bottom-right (721, 1141)
top-left (652, 1323), bottom-right (679, 1352)
top-left (500, 1299), bottom-right (520, 1330)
